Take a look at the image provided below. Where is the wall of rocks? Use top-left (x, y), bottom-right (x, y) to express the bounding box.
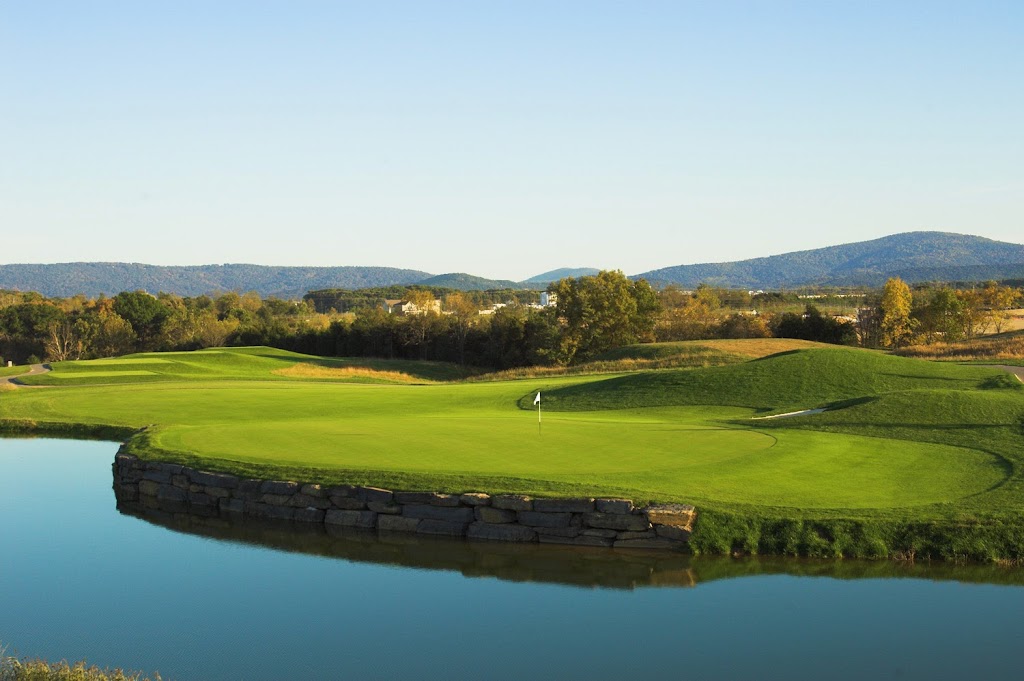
top-left (113, 450), bottom-right (696, 550)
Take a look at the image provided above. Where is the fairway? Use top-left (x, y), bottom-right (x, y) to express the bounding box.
top-left (2, 344), bottom-right (1020, 517)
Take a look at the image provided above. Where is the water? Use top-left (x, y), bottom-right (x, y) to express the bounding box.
top-left (3, 438), bottom-right (1024, 680)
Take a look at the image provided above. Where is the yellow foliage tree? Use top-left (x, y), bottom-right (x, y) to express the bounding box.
top-left (880, 277), bottom-right (915, 348)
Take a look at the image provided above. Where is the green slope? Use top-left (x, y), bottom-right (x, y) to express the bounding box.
top-left (538, 346), bottom-right (1016, 413)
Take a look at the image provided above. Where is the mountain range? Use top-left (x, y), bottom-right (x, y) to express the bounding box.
top-left (635, 232), bottom-right (1024, 289)
top-left (1, 232), bottom-right (1022, 298)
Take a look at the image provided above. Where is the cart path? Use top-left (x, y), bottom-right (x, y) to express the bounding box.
top-left (1, 363), bottom-right (51, 388)
top-left (992, 365), bottom-right (1024, 383)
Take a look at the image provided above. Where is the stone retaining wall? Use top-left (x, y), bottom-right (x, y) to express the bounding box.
top-left (112, 450), bottom-right (696, 550)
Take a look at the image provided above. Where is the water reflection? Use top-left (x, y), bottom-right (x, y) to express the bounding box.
top-left (118, 499), bottom-right (1024, 590)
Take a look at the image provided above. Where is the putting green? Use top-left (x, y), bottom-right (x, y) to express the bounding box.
top-left (2, 365), bottom-right (1006, 509)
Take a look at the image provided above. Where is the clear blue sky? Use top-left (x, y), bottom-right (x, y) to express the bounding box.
top-left (2, 1), bottom-right (1021, 280)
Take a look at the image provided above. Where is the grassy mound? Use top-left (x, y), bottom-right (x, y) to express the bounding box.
top-left (537, 346), bottom-right (1016, 413)
top-left (594, 338), bottom-right (826, 362)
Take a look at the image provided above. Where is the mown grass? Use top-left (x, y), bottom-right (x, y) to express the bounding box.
top-left (4, 341), bottom-right (1024, 560)
top-left (536, 346), bottom-right (1015, 413)
top-left (23, 347), bottom-right (473, 385)
top-left (0, 366), bottom-right (29, 378)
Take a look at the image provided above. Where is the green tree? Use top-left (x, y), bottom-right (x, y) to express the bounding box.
top-left (112, 291), bottom-right (169, 349)
top-left (79, 310), bottom-right (137, 358)
top-left (552, 270), bottom-right (661, 364)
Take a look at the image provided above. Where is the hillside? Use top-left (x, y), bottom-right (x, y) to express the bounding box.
top-left (0, 263), bottom-right (432, 298)
top-left (637, 232), bottom-right (1024, 289)
top-left (5, 232), bottom-right (1024, 298)
top-left (522, 267), bottom-right (601, 285)
top-left (416, 273), bottom-right (521, 291)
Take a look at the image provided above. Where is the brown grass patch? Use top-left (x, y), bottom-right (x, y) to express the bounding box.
top-left (0, 382), bottom-right (17, 392)
top-left (272, 363), bottom-right (431, 384)
top-left (895, 335), bottom-right (1024, 362)
top-left (995, 309), bottom-right (1024, 334)
top-left (469, 354), bottom-right (746, 382)
top-left (686, 338), bottom-right (829, 359)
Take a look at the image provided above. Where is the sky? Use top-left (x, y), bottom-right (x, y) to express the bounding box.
top-left (1, 1), bottom-right (1022, 280)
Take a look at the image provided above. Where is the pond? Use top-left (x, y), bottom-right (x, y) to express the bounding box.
top-left (2, 438), bottom-right (1024, 680)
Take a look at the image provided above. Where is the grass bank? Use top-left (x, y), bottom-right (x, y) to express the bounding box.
top-left (0, 646), bottom-right (160, 681)
top-left (3, 343), bottom-right (1024, 560)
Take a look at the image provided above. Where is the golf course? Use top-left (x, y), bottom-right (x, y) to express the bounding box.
top-left (3, 340), bottom-right (1024, 559)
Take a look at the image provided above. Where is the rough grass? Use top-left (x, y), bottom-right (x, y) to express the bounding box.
top-left (469, 353), bottom-right (743, 382)
top-left (469, 338), bottom-right (815, 382)
top-left (272, 363), bottom-right (431, 384)
top-left (896, 332), bottom-right (1024, 362)
top-left (594, 338), bottom-right (827, 361)
top-left (0, 647), bottom-right (159, 681)
top-left (4, 344), bottom-right (1024, 560)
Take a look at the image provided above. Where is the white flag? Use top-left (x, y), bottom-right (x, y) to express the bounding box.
top-left (533, 392), bottom-right (541, 405)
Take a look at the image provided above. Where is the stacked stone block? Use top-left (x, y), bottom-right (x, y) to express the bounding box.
top-left (113, 451), bottom-right (696, 551)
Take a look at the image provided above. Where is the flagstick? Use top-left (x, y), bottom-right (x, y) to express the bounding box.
top-left (537, 399), bottom-right (542, 436)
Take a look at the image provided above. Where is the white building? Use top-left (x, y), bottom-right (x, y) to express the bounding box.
top-left (540, 292), bottom-right (557, 307)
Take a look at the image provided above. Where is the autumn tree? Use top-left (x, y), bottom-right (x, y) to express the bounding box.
top-left (43, 320), bottom-right (85, 361)
top-left (880, 277), bottom-right (915, 348)
top-left (400, 289), bottom-right (440, 357)
top-left (656, 284), bottom-right (721, 341)
top-left (982, 282), bottom-right (1019, 334)
top-left (444, 292), bottom-right (478, 364)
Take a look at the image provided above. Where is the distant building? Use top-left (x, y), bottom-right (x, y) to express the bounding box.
top-left (391, 298), bottom-right (442, 316)
top-left (479, 302), bottom-right (509, 316)
top-left (540, 292), bottom-right (557, 307)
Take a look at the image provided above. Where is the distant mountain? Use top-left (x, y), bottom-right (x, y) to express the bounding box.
top-left (6, 233), bottom-right (1022, 299)
top-left (415, 273), bottom-right (521, 291)
top-left (0, 263), bottom-right (432, 298)
top-left (892, 263), bottom-right (1024, 284)
top-left (522, 267), bottom-right (601, 285)
top-left (636, 232), bottom-right (1024, 289)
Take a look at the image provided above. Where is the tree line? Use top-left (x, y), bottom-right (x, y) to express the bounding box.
top-left (0, 272), bottom-right (661, 369)
top-left (2, 273), bottom-right (1020, 368)
top-left (866, 278), bottom-right (1021, 348)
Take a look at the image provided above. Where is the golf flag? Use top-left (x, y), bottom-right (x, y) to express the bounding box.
top-left (534, 391), bottom-right (542, 432)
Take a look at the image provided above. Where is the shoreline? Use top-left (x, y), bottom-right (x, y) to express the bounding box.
top-left (112, 449), bottom-right (697, 551)
top-left (3, 421), bottom-right (1024, 562)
